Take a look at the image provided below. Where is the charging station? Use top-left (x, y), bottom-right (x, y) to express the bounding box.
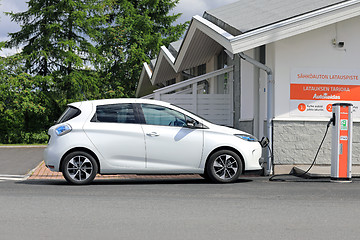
top-left (331, 103), bottom-right (353, 182)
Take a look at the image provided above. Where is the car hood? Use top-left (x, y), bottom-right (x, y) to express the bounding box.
top-left (207, 123), bottom-right (251, 136)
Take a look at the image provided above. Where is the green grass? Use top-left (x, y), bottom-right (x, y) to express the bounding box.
top-left (0, 143), bottom-right (47, 146)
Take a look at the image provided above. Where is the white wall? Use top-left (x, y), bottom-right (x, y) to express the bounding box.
top-left (240, 48), bottom-right (268, 137)
top-left (240, 49), bottom-right (256, 121)
top-left (268, 16), bottom-right (360, 121)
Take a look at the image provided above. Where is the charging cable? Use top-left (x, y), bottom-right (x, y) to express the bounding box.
top-left (269, 118), bottom-right (333, 181)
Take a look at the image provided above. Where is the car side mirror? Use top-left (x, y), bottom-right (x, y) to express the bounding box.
top-left (259, 137), bottom-right (269, 148)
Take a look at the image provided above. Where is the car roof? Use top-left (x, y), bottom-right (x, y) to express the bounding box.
top-left (68, 98), bottom-right (173, 108)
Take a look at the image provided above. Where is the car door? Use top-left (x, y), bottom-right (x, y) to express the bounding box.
top-left (83, 103), bottom-right (146, 172)
top-left (139, 103), bottom-right (204, 171)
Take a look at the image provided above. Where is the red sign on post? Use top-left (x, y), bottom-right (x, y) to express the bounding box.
top-left (331, 103), bottom-right (352, 182)
top-left (338, 106), bottom-right (349, 178)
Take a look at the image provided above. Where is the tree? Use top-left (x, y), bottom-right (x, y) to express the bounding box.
top-left (5, 0), bottom-right (111, 101)
top-left (1, 0), bottom-right (187, 143)
top-left (6, 0), bottom-right (187, 100)
top-left (97, 0), bottom-right (188, 97)
top-left (0, 52), bottom-right (51, 143)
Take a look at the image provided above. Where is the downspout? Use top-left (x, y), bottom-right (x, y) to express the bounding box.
top-left (238, 52), bottom-right (273, 176)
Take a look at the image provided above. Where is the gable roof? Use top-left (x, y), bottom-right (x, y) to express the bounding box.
top-left (203, 0), bottom-right (345, 35)
top-left (137, 0), bottom-right (360, 97)
top-left (228, 0), bottom-right (360, 53)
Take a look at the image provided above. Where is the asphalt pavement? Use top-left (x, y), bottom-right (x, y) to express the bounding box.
top-left (2, 147), bottom-right (360, 240)
top-left (1, 177), bottom-right (360, 240)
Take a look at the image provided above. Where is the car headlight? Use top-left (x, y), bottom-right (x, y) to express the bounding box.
top-left (234, 134), bottom-right (258, 142)
top-left (55, 124), bottom-right (72, 136)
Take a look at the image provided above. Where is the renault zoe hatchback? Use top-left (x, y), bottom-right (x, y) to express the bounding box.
top-left (44, 99), bottom-right (263, 184)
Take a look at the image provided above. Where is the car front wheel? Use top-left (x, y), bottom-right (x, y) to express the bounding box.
top-left (206, 150), bottom-right (242, 183)
top-left (62, 151), bottom-right (98, 185)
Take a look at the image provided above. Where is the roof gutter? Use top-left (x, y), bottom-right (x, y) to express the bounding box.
top-left (238, 52), bottom-right (273, 176)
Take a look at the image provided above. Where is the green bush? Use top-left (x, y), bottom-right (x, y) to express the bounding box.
top-left (0, 131), bottom-right (48, 144)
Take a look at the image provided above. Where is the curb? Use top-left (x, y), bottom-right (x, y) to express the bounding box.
top-left (28, 161), bottom-right (204, 180)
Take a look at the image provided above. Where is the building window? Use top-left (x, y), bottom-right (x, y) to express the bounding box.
top-left (166, 78), bottom-right (176, 86)
top-left (197, 64), bottom-right (206, 76)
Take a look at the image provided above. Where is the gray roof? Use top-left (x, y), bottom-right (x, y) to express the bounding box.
top-left (204, 0), bottom-right (346, 35)
top-left (168, 40), bottom-right (183, 58)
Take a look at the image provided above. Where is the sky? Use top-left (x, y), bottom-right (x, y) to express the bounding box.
top-left (0, 0), bottom-right (238, 56)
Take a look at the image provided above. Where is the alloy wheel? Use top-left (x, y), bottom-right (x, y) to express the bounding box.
top-left (66, 155), bottom-right (94, 182)
top-left (212, 154), bottom-right (239, 180)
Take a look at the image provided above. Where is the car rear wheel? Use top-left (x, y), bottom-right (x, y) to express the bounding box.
top-left (62, 151), bottom-right (98, 185)
top-left (200, 171), bottom-right (211, 181)
top-left (206, 150), bottom-right (242, 183)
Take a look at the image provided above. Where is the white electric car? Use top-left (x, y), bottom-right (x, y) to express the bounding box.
top-left (44, 98), bottom-right (264, 184)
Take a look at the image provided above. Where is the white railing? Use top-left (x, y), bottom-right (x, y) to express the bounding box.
top-left (142, 66), bottom-right (234, 126)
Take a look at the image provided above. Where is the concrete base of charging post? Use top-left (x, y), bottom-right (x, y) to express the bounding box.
top-left (330, 178), bottom-right (352, 183)
top-left (291, 165), bottom-right (360, 180)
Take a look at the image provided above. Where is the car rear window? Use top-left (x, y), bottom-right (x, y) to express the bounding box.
top-left (57, 106), bottom-right (81, 124)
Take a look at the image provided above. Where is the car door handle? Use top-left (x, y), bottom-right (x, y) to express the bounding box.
top-left (146, 132), bottom-right (159, 137)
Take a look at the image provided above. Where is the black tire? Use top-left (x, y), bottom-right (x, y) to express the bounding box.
top-left (206, 150), bottom-right (243, 183)
top-left (200, 171), bottom-right (211, 181)
top-left (62, 151), bottom-right (98, 185)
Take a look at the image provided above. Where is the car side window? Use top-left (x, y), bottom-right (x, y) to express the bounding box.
top-left (92, 103), bottom-right (137, 124)
top-left (141, 104), bottom-right (187, 127)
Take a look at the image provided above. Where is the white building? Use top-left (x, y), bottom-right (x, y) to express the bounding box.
top-left (136, 0), bottom-right (360, 173)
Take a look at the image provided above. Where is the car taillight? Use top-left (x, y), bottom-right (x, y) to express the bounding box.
top-left (55, 124), bottom-right (72, 136)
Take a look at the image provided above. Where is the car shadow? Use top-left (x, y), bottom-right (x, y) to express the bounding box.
top-left (17, 177), bottom-right (253, 186)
